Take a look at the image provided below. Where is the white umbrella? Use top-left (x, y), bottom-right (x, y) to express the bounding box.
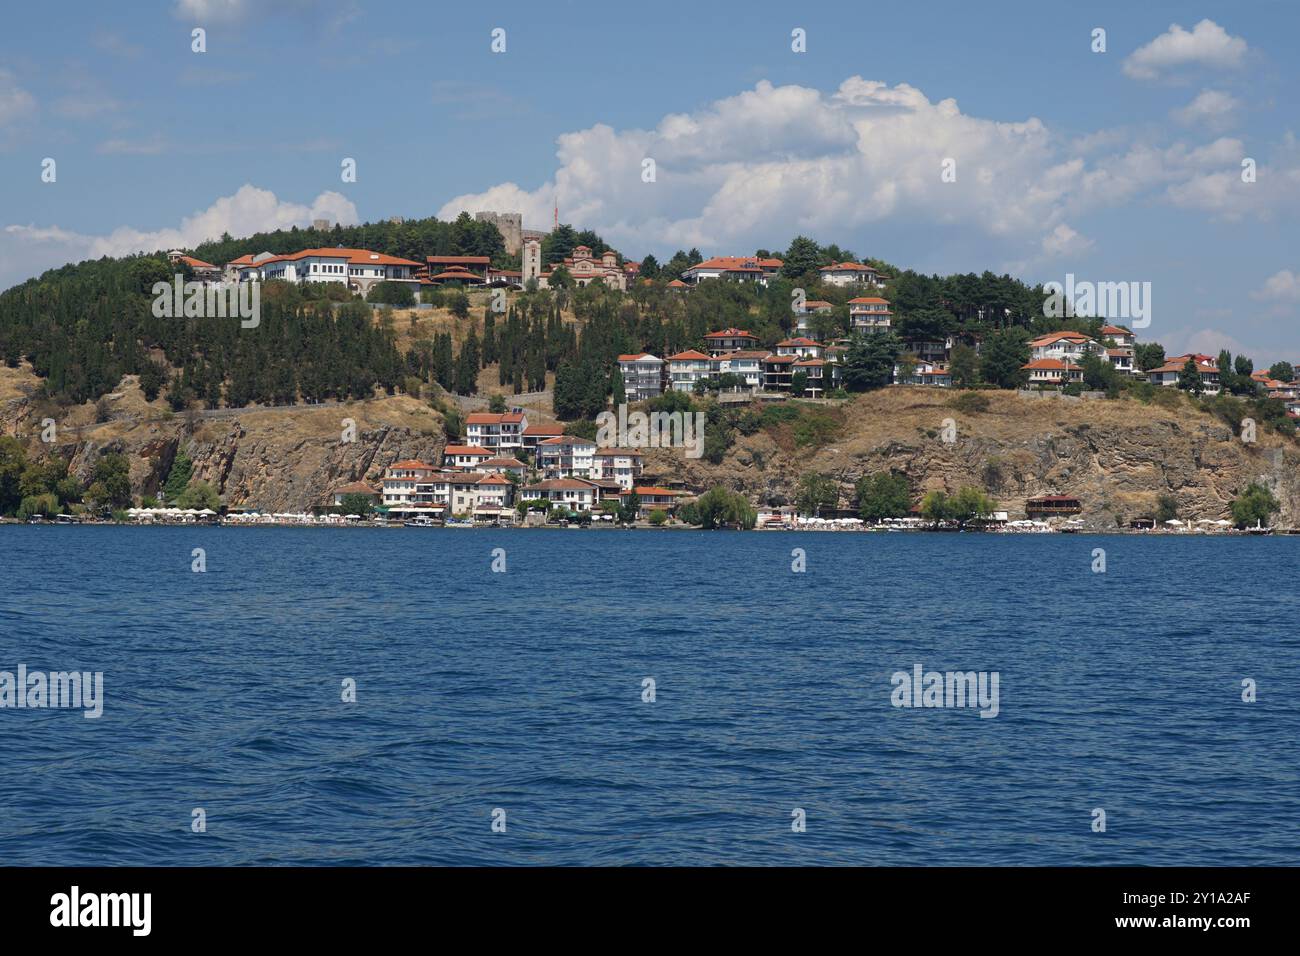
top-left (1165, 519), bottom-right (1183, 526)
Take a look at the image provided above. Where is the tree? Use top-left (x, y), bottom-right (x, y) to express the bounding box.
top-left (841, 332), bottom-right (901, 392)
top-left (0, 437), bottom-right (31, 515)
top-left (855, 471), bottom-right (911, 522)
top-left (781, 236), bottom-right (825, 280)
top-left (795, 473), bottom-right (838, 517)
top-left (448, 290), bottom-right (470, 319)
top-left (86, 453), bottom-right (132, 512)
top-left (177, 480), bottom-right (220, 511)
top-left (1269, 361), bottom-right (1295, 383)
top-left (979, 328), bottom-right (1031, 389)
top-left (1177, 357), bottom-right (1203, 396)
top-left (639, 254), bottom-right (660, 280)
top-left (1230, 482), bottom-right (1280, 528)
top-left (368, 281), bottom-right (415, 307)
top-left (488, 393), bottom-right (507, 414)
top-left (338, 493), bottom-right (374, 516)
top-left (1154, 494), bottom-right (1179, 525)
top-left (946, 486), bottom-right (997, 528)
top-left (648, 509), bottom-right (668, 526)
top-left (618, 491), bottom-right (641, 524)
top-left (948, 344), bottom-right (979, 387)
top-left (920, 490), bottom-right (951, 525)
top-left (790, 369), bottom-right (809, 396)
top-left (1134, 343), bottom-right (1166, 372)
top-left (610, 367), bottom-right (626, 407)
top-left (691, 487), bottom-right (757, 529)
top-left (1079, 351), bottom-right (1119, 393)
top-left (162, 449), bottom-right (193, 504)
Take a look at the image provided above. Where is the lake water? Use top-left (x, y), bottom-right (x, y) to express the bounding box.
top-left (0, 526), bottom-right (1296, 866)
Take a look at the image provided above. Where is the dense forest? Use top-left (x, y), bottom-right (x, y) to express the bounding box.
top-left (1, 211), bottom-right (1164, 416)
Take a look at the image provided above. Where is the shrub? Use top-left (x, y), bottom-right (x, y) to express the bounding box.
top-left (948, 391), bottom-right (990, 414)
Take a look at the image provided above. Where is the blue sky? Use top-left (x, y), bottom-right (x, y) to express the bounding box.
top-left (2, 0), bottom-right (1299, 361)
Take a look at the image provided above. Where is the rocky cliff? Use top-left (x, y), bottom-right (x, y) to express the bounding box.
top-left (5, 363), bottom-right (1297, 524)
top-left (2, 367), bottom-right (446, 512)
top-left (639, 388), bottom-right (1300, 528)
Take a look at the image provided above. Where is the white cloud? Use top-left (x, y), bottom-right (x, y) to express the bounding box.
top-left (173, 0), bottom-right (250, 23)
top-left (1252, 270), bottom-right (1300, 302)
top-left (440, 77), bottom-right (1071, 257)
top-left (438, 76), bottom-right (1296, 264)
top-left (1173, 89), bottom-right (1241, 131)
top-left (0, 185), bottom-right (358, 291)
top-left (0, 69), bottom-right (36, 126)
top-left (1040, 223), bottom-right (1094, 258)
top-left (1123, 19), bottom-right (1248, 81)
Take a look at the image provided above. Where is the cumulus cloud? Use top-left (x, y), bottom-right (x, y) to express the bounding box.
top-left (1123, 20), bottom-right (1248, 81)
top-left (1173, 89), bottom-right (1241, 131)
top-left (438, 76), bottom-right (1293, 263)
top-left (1252, 270), bottom-right (1300, 302)
top-left (0, 185), bottom-right (357, 291)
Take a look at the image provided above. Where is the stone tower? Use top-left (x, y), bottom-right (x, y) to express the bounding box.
top-left (475, 211), bottom-right (523, 255)
top-left (522, 238), bottom-right (542, 285)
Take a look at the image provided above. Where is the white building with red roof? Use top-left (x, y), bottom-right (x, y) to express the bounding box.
top-left (849, 297), bottom-right (893, 333)
top-left (235, 247), bottom-right (422, 295)
top-left (591, 449), bottom-right (644, 490)
top-left (617, 353), bottom-right (665, 402)
top-left (681, 256), bottom-right (783, 286)
top-left (442, 445), bottom-right (494, 470)
top-left (167, 250), bottom-right (223, 283)
top-left (520, 478), bottom-right (600, 512)
top-left (1148, 355), bottom-right (1220, 393)
top-left (1022, 358), bottom-right (1085, 387)
top-left (521, 422), bottom-right (565, 453)
top-left (382, 459), bottom-right (436, 508)
top-left (703, 328), bottom-right (759, 353)
top-left (538, 436), bottom-right (597, 479)
top-left (819, 261), bottom-right (886, 288)
top-left (667, 350), bottom-right (713, 392)
top-left (465, 411), bottom-right (528, 455)
top-left (1029, 331), bottom-right (1104, 362)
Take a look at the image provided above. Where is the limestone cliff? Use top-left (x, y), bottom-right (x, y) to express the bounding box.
top-left (638, 389), bottom-right (1300, 528)
top-left (1, 367), bottom-right (446, 512)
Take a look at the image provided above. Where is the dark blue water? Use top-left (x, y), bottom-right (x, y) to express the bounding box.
top-left (0, 526), bottom-right (1296, 865)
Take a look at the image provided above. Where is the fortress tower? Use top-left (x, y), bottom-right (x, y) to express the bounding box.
top-left (475, 211), bottom-right (523, 255)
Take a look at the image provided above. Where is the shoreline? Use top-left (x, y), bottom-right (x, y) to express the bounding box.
top-left (3, 517), bottom-right (1290, 535)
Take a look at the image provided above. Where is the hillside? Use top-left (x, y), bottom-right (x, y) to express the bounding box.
top-left (638, 388), bottom-right (1300, 527)
top-left (1, 363), bottom-right (447, 513)
top-left (6, 355), bottom-right (1296, 522)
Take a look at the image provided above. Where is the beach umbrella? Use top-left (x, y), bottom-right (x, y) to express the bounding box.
top-left (1165, 519), bottom-right (1183, 526)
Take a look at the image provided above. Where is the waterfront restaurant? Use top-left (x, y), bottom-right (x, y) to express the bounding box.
top-left (1025, 495), bottom-right (1083, 518)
